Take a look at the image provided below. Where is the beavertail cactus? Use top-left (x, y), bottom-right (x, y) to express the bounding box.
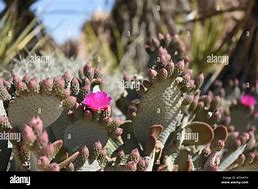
top-left (63, 101), bottom-right (123, 153)
top-left (129, 48), bottom-right (195, 149)
top-left (0, 33), bottom-right (257, 172)
top-left (0, 75), bottom-right (77, 130)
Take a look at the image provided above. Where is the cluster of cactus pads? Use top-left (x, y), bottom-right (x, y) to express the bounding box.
top-left (0, 33), bottom-right (257, 171)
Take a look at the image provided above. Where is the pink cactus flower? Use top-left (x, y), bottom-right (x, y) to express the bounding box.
top-left (240, 95), bottom-right (257, 107)
top-left (82, 91), bottom-right (112, 111)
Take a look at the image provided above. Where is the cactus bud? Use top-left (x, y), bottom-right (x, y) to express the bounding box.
top-left (16, 81), bottom-right (28, 94)
top-left (22, 74), bottom-right (30, 83)
top-left (195, 73), bottom-right (204, 89)
top-left (147, 68), bottom-right (157, 82)
top-left (83, 64), bottom-right (94, 80)
top-left (28, 78), bottom-right (39, 92)
top-left (165, 62), bottom-right (174, 77)
top-left (40, 78), bottom-right (53, 94)
top-left (37, 131), bottom-right (49, 145)
top-left (237, 154), bottom-right (245, 166)
top-left (129, 148), bottom-right (140, 163)
top-left (158, 68), bottom-right (168, 80)
top-left (30, 116), bottom-right (43, 135)
top-left (80, 145), bottom-right (89, 159)
top-left (71, 77), bottom-right (80, 96)
top-left (22, 125), bottom-right (36, 144)
top-left (94, 141), bottom-right (102, 151)
top-left (37, 156), bottom-right (50, 169)
top-left (48, 163), bottom-right (60, 171)
top-left (63, 96), bottom-right (77, 109)
top-left (43, 143), bottom-right (54, 158)
top-left (115, 128), bottom-right (123, 136)
top-left (126, 161), bottom-right (137, 171)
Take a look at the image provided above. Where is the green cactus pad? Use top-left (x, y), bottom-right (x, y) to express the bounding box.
top-left (132, 79), bottom-right (185, 147)
top-left (64, 119), bottom-right (109, 153)
top-left (8, 94), bottom-right (64, 129)
top-left (182, 122), bottom-right (214, 146)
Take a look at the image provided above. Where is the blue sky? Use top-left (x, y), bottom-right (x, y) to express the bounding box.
top-left (0, 0), bottom-right (114, 44)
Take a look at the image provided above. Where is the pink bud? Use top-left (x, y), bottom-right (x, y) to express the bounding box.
top-left (239, 132), bottom-right (249, 144)
top-left (16, 81), bottom-right (27, 92)
top-left (118, 150), bottom-right (125, 158)
top-left (130, 148), bottom-right (140, 163)
top-left (99, 148), bottom-right (107, 157)
top-left (94, 141), bottom-right (102, 151)
top-left (63, 89), bottom-right (71, 97)
top-left (102, 117), bottom-right (112, 126)
top-left (22, 125), bottom-right (36, 144)
top-left (126, 161), bottom-right (137, 171)
top-left (28, 78), bottom-right (38, 91)
top-left (37, 156), bottom-right (50, 169)
top-left (62, 72), bottom-right (70, 80)
top-left (176, 60), bottom-right (185, 70)
top-left (63, 96), bottom-right (77, 109)
top-left (71, 77), bottom-right (79, 85)
top-left (83, 64), bottom-right (94, 80)
top-left (94, 67), bottom-right (101, 78)
top-left (147, 68), bottom-right (157, 78)
top-left (84, 110), bottom-right (93, 120)
top-left (37, 131), bottom-right (49, 145)
top-left (84, 78), bottom-right (91, 86)
top-left (189, 80), bottom-right (195, 88)
top-left (40, 78), bottom-right (53, 90)
top-left (202, 146), bottom-right (211, 157)
top-left (227, 125), bottom-right (235, 133)
top-left (137, 159), bottom-right (147, 171)
top-left (232, 138), bottom-right (241, 149)
top-left (80, 145), bottom-right (89, 158)
top-left (184, 74), bottom-right (191, 81)
top-left (48, 163), bottom-right (60, 171)
top-left (248, 131), bottom-right (255, 139)
top-left (159, 47), bottom-right (165, 54)
top-left (0, 116), bottom-right (9, 126)
top-left (158, 68), bottom-right (168, 80)
top-left (158, 33), bottom-right (164, 40)
top-left (12, 74), bottom-right (21, 84)
top-left (103, 105), bottom-right (112, 116)
top-left (81, 85), bottom-right (90, 93)
top-left (53, 77), bottom-right (65, 88)
top-left (43, 143), bottom-right (54, 157)
top-left (94, 78), bottom-right (103, 85)
top-left (115, 128), bottom-right (123, 136)
top-left (30, 116), bottom-right (43, 135)
top-left (113, 119), bottom-right (122, 127)
top-left (84, 64), bottom-right (93, 72)
top-left (237, 154), bottom-right (245, 166)
top-left (23, 74), bottom-right (30, 82)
